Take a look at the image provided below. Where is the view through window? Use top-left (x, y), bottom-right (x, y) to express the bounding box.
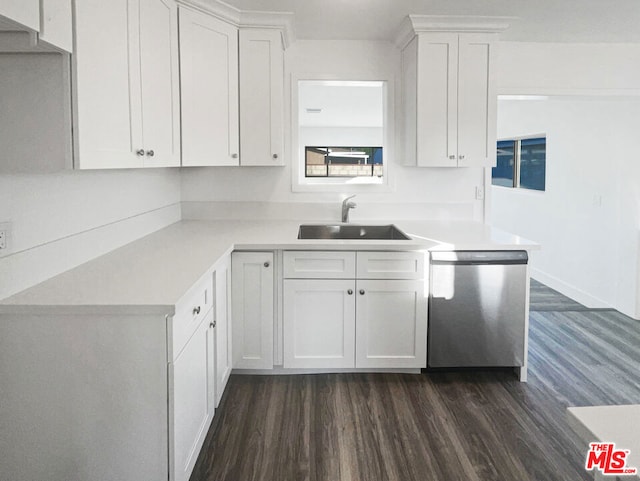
top-left (305, 146), bottom-right (383, 177)
top-left (492, 136), bottom-right (546, 191)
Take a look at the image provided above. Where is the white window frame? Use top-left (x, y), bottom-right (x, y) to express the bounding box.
top-left (291, 75), bottom-right (395, 193)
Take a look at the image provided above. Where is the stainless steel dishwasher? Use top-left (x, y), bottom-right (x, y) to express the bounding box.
top-left (428, 251), bottom-right (528, 368)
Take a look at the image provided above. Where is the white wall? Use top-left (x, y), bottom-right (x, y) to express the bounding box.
top-left (492, 98), bottom-right (640, 317)
top-left (0, 169), bottom-right (181, 299)
top-left (492, 42), bottom-right (640, 319)
top-left (181, 40), bottom-right (484, 222)
top-left (496, 42), bottom-right (640, 94)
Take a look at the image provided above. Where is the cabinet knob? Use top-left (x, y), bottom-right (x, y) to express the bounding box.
top-left (359, 289), bottom-right (365, 295)
top-left (458, 154), bottom-right (465, 160)
top-left (232, 153), bottom-right (238, 159)
top-left (192, 306), bottom-right (201, 315)
top-left (264, 262), bottom-right (270, 268)
top-left (210, 321), bottom-right (216, 329)
top-left (347, 289), bottom-right (353, 295)
top-left (448, 155), bottom-right (455, 160)
top-left (272, 154), bottom-right (278, 159)
top-left (146, 150), bottom-right (155, 157)
top-left (136, 149), bottom-right (145, 156)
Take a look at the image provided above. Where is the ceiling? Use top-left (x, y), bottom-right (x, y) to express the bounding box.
top-left (221, 0), bottom-right (640, 43)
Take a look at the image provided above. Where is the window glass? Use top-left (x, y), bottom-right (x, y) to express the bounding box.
top-left (492, 140), bottom-right (516, 187)
top-left (305, 146), bottom-right (383, 177)
top-left (519, 137), bottom-right (546, 191)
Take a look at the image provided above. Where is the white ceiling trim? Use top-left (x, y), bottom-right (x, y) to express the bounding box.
top-left (177, 0), bottom-right (296, 48)
top-left (395, 14), bottom-right (515, 49)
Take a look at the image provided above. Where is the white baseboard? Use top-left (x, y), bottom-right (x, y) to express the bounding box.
top-left (530, 267), bottom-right (612, 309)
top-left (0, 203), bottom-right (181, 301)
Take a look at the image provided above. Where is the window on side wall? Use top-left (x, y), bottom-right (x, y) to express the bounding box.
top-left (492, 136), bottom-right (546, 191)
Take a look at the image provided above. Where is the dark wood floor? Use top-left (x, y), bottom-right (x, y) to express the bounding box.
top-left (191, 282), bottom-right (640, 481)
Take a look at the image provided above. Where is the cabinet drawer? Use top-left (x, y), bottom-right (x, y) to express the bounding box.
top-left (283, 251), bottom-right (356, 279)
top-left (172, 274), bottom-right (214, 359)
top-left (356, 251), bottom-right (425, 279)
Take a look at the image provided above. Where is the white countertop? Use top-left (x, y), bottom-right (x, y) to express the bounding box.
top-left (567, 405), bottom-right (640, 479)
top-left (0, 219), bottom-right (538, 314)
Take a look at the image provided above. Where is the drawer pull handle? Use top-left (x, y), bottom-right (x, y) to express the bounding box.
top-left (192, 306), bottom-right (201, 315)
top-left (347, 289), bottom-right (353, 295)
top-left (359, 289), bottom-right (365, 295)
top-left (264, 262), bottom-right (270, 268)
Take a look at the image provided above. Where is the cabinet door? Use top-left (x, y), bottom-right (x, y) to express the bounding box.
top-left (283, 279), bottom-right (356, 369)
top-left (139, 0), bottom-right (180, 167)
top-left (239, 29), bottom-right (284, 166)
top-left (231, 252), bottom-right (274, 369)
top-left (179, 7), bottom-right (239, 166)
top-left (74, 0), bottom-right (143, 168)
top-left (215, 257), bottom-right (232, 405)
top-left (171, 312), bottom-right (214, 481)
top-left (355, 280), bottom-right (427, 368)
top-left (457, 33), bottom-right (496, 167)
top-left (415, 32), bottom-right (458, 167)
top-left (0, 0), bottom-right (39, 31)
top-left (39, 0), bottom-right (72, 52)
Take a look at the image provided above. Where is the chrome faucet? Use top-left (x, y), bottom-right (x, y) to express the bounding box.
top-left (341, 195), bottom-right (357, 223)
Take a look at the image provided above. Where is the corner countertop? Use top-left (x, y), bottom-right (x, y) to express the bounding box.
top-left (0, 219), bottom-right (538, 314)
top-left (567, 405), bottom-right (640, 480)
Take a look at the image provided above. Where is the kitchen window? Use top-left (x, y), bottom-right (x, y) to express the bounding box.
top-left (492, 136), bottom-right (546, 191)
top-left (305, 146), bottom-right (383, 177)
top-left (293, 79), bottom-right (392, 192)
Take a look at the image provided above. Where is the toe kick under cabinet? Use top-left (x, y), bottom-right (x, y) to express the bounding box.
top-left (282, 251), bottom-right (428, 369)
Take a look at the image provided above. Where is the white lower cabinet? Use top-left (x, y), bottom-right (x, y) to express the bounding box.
top-left (283, 279), bottom-right (356, 368)
top-left (171, 311), bottom-right (215, 481)
top-left (214, 257), bottom-right (232, 404)
top-left (355, 279), bottom-right (427, 368)
top-left (282, 251), bottom-right (428, 370)
top-left (231, 252), bottom-right (274, 369)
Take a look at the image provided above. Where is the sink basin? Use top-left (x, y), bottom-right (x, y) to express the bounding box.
top-left (298, 224), bottom-right (411, 240)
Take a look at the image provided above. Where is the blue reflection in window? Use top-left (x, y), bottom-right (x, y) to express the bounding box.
top-left (492, 140), bottom-right (516, 187)
top-left (519, 138), bottom-right (546, 191)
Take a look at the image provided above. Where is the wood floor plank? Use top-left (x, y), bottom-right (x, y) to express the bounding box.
top-left (190, 283), bottom-right (640, 481)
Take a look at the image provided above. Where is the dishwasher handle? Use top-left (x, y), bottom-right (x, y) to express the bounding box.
top-left (431, 250), bottom-right (528, 265)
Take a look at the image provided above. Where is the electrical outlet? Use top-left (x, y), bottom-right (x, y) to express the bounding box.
top-left (0, 222), bottom-right (12, 255)
top-left (475, 186), bottom-right (485, 200)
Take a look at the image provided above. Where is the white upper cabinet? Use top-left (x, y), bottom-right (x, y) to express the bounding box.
top-left (401, 31), bottom-right (497, 168)
top-left (0, 0), bottom-right (39, 31)
top-left (39, 0), bottom-right (72, 52)
top-left (179, 7), bottom-right (239, 167)
top-left (457, 34), bottom-right (496, 167)
top-left (138, 0), bottom-right (181, 167)
top-left (74, 0), bottom-right (180, 169)
top-left (239, 28), bottom-right (284, 166)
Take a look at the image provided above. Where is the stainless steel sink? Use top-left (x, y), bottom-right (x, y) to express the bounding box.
top-left (298, 224), bottom-right (411, 240)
